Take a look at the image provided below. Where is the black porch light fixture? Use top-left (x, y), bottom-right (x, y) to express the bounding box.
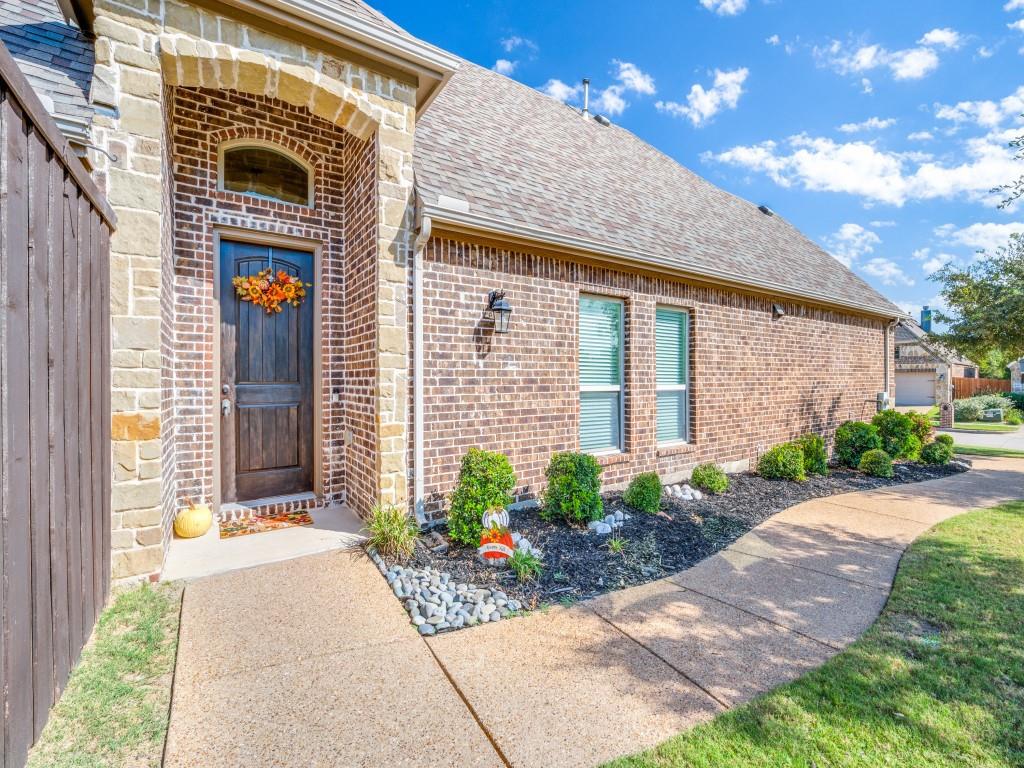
top-left (485, 289), bottom-right (513, 334)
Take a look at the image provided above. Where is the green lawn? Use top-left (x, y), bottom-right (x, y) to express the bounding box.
top-left (606, 502), bottom-right (1024, 768)
top-left (27, 582), bottom-right (183, 768)
top-left (954, 445), bottom-right (1024, 459)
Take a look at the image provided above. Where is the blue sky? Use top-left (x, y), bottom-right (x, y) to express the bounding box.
top-left (375, 0), bottom-right (1024, 318)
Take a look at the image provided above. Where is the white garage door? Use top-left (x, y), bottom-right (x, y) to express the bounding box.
top-left (896, 371), bottom-right (935, 406)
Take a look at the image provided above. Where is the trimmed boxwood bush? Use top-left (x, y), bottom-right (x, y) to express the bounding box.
top-left (834, 420), bottom-right (882, 468)
top-left (920, 440), bottom-right (954, 465)
top-left (447, 448), bottom-right (516, 545)
top-left (542, 452), bottom-right (603, 526)
top-left (872, 410), bottom-right (919, 460)
top-left (691, 463), bottom-right (729, 494)
top-left (934, 433), bottom-right (954, 447)
top-left (623, 472), bottom-right (662, 514)
top-left (859, 448), bottom-right (894, 478)
top-left (758, 442), bottom-right (806, 482)
top-left (796, 433), bottom-right (829, 476)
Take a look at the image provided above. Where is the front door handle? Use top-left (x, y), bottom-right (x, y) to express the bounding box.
top-left (221, 398), bottom-right (232, 418)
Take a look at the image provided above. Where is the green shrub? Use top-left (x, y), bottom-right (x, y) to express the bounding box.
top-left (834, 421), bottom-right (882, 468)
top-left (758, 442), bottom-right (807, 482)
top-left (920, 440), bottom-right (954, 466)
top-left (541, 452), bottom-right (603, 526)
top-left (954, 398), bottom-right (984, 422)
top-left (623, 472), bottom-right (662, 514)
top-left (973, 393), bottom-right (1015, 410)
top-left (796, 434), bottom-right (829, 476)
top-left (508, 549), bottom-right (544, 583)
top-left (1009, 392), bottom-right (1024, 413)
top-left (859, 449), bottom-right (894, 478)
top-left (1006, 409), bottom-right (1023, 425)
top-left (935, 433), bottom-right (954, 447)
top-left (447, 448), bottom-right (516, 545)
top-left (691, 463), bottom-right (729, 494)
top-left (872, 410), bottom-right (919, 459)
top-left (906, 410), bottom-right (934, 443)
top-left (364, 502), bottom-right (419, 561)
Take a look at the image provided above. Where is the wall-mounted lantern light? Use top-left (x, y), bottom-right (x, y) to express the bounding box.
top-left (485, 290), bottom-right (513, 333)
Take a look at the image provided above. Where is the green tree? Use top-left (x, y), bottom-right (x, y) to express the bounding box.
top-left (978, 348), bottom-right (1013, 380)
top-left (996, 126), bottom-right (1024, 209)
top-left (929, 234), bottom-right (1024, 361)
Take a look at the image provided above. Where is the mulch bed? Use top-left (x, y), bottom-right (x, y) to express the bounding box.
top-left (393, 461), bottom-right (969, 609)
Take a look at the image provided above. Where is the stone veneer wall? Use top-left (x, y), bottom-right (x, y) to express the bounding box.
top-left (89, 0), bottom-right (416, 580)
top-left (413, 236), bottom-right (892, 521)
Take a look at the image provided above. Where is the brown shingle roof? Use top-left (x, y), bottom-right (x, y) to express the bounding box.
top-left (415, 62), bottom-right (902, 317)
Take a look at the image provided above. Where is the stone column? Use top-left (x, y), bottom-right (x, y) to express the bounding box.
top-left (91, 0), bottom-right (166, 580)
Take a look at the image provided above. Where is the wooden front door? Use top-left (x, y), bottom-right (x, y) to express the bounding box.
top-left (220, 240), bottom-right (314, 502)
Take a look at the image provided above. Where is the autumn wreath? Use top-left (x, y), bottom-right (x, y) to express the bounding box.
top-left (232, 268), bottom-right (309, 314)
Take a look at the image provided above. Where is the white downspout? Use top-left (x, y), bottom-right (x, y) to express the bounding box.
top-left (883, 319), bottom-right (898, 408)
top-left (413, 202), bottom-right (432, 525)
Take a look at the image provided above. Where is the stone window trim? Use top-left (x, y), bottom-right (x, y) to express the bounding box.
top-left (216, 136), bottom-right (317, 210)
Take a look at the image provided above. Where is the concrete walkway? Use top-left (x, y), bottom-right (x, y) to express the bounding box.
top-left (163, 457), bottom-right (1024, 768)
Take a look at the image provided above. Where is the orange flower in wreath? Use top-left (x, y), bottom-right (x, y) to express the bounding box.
top-left (232, 267), bottom-right (310, 314)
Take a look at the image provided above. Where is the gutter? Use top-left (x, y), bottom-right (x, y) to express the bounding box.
top-left (412, 198), bottom-right (431, 525)
top-left (422, 202), bottom-right (910, 322)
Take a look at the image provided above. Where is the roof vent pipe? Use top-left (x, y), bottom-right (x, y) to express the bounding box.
top-left (582, 78), bottom-right (590, 117)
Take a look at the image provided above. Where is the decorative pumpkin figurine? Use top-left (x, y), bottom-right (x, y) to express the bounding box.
top-left (477, 507), bottom-right (514, 564)
top-left (174, 497), bottom-right (213, 539)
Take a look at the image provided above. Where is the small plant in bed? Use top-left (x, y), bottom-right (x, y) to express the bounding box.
top-left (920, 440), bottom-right (954, 465)
top-left (872, 410), bottom-right (921, 460)
top-left (623, 472), bottom-right (662, 514)
top-left (606, 535), bottom-right (627, 555)
top-left (508, 549), bottom-right (544, 583)
top-left (859, 448), bottom-right (894, 478)
top-left (364, 502), bottom-right (419, 560)
top-left (935, 433), bottom-right (954, 447)
top-left (834, 420), bottom-right (882, 468)
top-left (796, 433), bottom-right (829, 476)
top-left (758, 442), bottom-right (807, 481)
top-left (447, 448), bottom-right (516, 545)
top-left (541, 451), bottom-right (603, 526)
top-left (691, 463), bottom-right (729, 494)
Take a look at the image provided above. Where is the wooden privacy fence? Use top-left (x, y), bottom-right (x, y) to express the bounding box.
top-left (0, 41), bottom-right (115, 768)
top-left (953, 377), bottom-right (1011, 400)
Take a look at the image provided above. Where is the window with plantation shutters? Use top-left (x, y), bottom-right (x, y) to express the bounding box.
top-left (579, 296), bottom-right (623, 453)
top-left (656, 307), bottom-right (689, 444)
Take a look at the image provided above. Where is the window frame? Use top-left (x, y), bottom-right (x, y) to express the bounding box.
top-left (217, 138), bottom-right (315, 209)
top-left (655, 305), bottom-right (690, 446)
top-left (579, 294), bottom-right (625, 455)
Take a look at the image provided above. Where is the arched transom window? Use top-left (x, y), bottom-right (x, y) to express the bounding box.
top-left (218, 140), bottom-right (313, 207)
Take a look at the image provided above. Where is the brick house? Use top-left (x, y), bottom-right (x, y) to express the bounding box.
top-left (894, 309), bottom-right (976, 408)
top-left (5, 0), bottom-right (904, 582)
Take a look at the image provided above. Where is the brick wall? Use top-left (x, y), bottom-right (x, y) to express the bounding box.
top-left (413, 236), bottom-right (889, 520)
top-left (167, 85), bottom-right (375, 519)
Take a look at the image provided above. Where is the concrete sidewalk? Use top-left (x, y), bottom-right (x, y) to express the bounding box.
top-left (163, 456), bottom-right (1024, 768)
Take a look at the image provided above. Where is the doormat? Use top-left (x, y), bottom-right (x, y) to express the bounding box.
top-left (218, 511), bottom-right (314, 539)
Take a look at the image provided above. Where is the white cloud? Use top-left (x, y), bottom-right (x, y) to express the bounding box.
top-left (838, 116), bottom-right (896, 133)
top-left (907, 130), bottom-right (934, 141)
top-left (870, 220), bottom-right (897, 228)
top-left (977, 45), bottom-right (996, 59)
top-left (1006, 0), bottom-right (1024, 10)
top-left (656, 67), bottom-right (749, 126)
top-left (862, 257), bottom-right (915, 286)
top-left (918, 28), bottom-right (963, 49)
top-left (595, 86), bottom-right (627, 116)
top-left (492, 59), bottom-right (517, 75)
top-left (1009, 19), bottom-right (1024, 32)
top-left (861, 78), bottom-right (874, 94)
top-left (822, 223), bottom-right (881, 267)
top-left (935, 221), bottom-right (1024, 253)
top-left (921, 252), bottom-right (954, 275)
top-left (706, 129), bottom-right (1020, 207)
top-left (818, 37), bottom-right (946, 82)
top-left (500, 36), bottom-right (537, 53)
top-left (539, 79), bottom-right (581, 103)
top-left (613, 60), bottom-right (656, 95)
top-left (934, 85), bottom-right (1024, 128)
top-left (699, 0), bottom-right (748, 16)
top-left (766, 34), bottom-right (781, 46)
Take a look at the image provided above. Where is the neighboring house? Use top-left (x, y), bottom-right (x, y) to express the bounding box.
top-left (5, 0), bottom-right (904, 582)
top-left (1010, 360), bottom-right (1024, 393)
top-left (894, 309), bottom-right (977, 407)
